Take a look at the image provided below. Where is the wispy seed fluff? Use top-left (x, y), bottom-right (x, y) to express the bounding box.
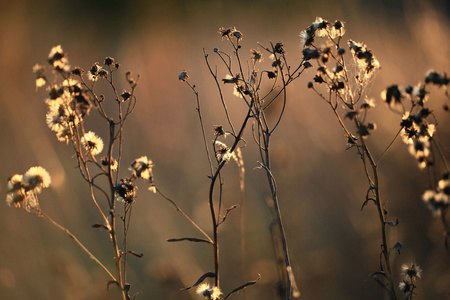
top-left (215, 141), bottom-right (232, 162)
top-left (129, 156), bottom-right (154, 181)
top-left (23, 166), bottom-right (51, 193)
top-left (81, 131), bottom-right (104, 156)
top-left (196, 283), bottom-right (222, 300)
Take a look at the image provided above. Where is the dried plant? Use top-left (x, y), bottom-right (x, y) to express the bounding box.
top-left (302, 16), bottom-right (448, 299)
top-left (6, 17), bottom-right (449, 300)
top-left (13, 46), bottom-right (153, 299)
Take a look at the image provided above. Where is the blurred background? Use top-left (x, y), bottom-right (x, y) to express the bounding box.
top-left (1, 0), bottom-right (449, 299)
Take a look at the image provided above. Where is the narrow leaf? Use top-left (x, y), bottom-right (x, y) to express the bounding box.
top-left (167, 237), bottom-right (213, 245)
top-left (368, 271), bottom-right (391, 293)
top-left (92, 224), bottom-right (109, 230)
top-left (127, 250), bottom-right (144, 258)
top-left (182, 272), bottom-right (216, 290)
top-left (219, 205), bottom-right (239, 225)
top-left (389, 241), bottom-right (403, 254)
top-left (223, 274), bottom-right (261, 299)
top-left (386, 219), bottom-right (399, 227)
top-left (124, 283), bottom-right (131, 300)
top-left (361, 198), bottom-right (376, 211)
top-left (107, 280), bottom-right (119, 290)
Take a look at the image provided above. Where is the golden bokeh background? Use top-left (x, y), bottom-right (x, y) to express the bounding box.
top-left (0, 0), bottom-right (449, 299)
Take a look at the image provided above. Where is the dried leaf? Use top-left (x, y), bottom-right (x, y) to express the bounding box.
top-left (107, 280), bottom-right (119, 290)
top-left (267, 71), bottom-right (276, 79)
top-left (368, 271), bottom-right (390, 293)
top-left (389, 241), bottom-right (403, 254)
top-left (182, 272), bottom-right (216, 290)
top-left (223, 274), bottom-right (260, 299)
top-left (167, 237), bottom-right (213, 245)
top-left (127, 250), bottom-right (143, 258)
top-left (361, 198), bottom-right (376, 211)
top-left (92, 224), bottom-right (109, 230)
top-left (124, 283), bottom-right (131, 300)
top-left (386, 219), bottom-right (399, 227)
top-left (219, 205), bottom-right (239, 225)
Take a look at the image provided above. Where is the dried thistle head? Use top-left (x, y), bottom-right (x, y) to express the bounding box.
top-left (401, 263), bottom-right (422, 281)
top-left (48, 45), bottom-right (70, 72)
top-left (81, 131), bottom-right (104, 156)
top-left (196, 283), bottom-right (222, 300)
top-left (115, 179), bottom-right (137, 203)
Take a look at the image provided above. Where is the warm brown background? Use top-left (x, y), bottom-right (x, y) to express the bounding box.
top-left (1, 0), bottom-right (449, 299)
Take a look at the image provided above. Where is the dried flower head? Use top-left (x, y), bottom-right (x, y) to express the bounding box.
top-left (425, 69), bottom-right (449, 86)
top-left (438, 177), bottom-right (450, 195)
top-left (48, 45), bottom-right (70, 72)
top-left (23, 166), bottom-right (51, 193)
top-left (299, 29), bottom-right (314, 48)
top-left (399, 280), bottom-right (414, 294)
top-left (381, 85), bottom-right (404, 108)
top-left (348, 40), bottom-right (380, 79)
top-left (101, 156), bottom-right (118, 172)
top-left (215, 141), bottom-right (232, 162)
top-left (32, 64), bottom-right (46, 88)
top-left (178, 70), bottom-right (189, 81)
top-left (250, 49), bottom-right (263, 63)
top-left (120, 91), bottom-right (132, 102)
top-left (422, 190), bottom-right (448, 215)
top-left (115, 179), bottom-right (137, 203)
top-left (196, 283), bottom-right (222, 300)
top-left (360, 97), bottom-right (376, 110)
top-left (130, 156), bottom-right (154, 181)
top-left (274, 42), bottom-right (285, 54)
top-left (329, 20), bottom-right (346, 38)
top-left (213, 125), bottom-right (227, 138)
top-left (222, 74), bottom-right (240, 84)
top-left (408, 137), bottom-right (430, 169)
top-left (81, 131), bottom-right (104, 156)
top-left (232, 28), bottom-right (243, 41)
top-left (218, 27), bottom-right (233, 40)
top-left (104, 56), bottom-right (115, 66)
top-left (6, 174), bottom-right (25, 207)
top-left (312, 17), bottom-right (329, 37)
top-left (401, 263), bottom-right (422, 281)
top-left (233, 84), bottom-right (245, 98)
top-left (88, 63), bottom-right (102, 82)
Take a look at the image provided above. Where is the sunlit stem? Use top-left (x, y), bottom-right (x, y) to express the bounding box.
top-left (39, 211), bottom-right (117, 283)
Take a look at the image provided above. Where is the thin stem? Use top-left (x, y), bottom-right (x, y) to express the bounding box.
top-left (261, 134), bottom-right (299, 300)
top-left (203, 49), bottom-right (236, 136)
top-left (376, 128), bottom-right (402, 166)
top-left (185, 80), bottom-right (214, 176)
top-left (156, 187), bottom-right (213, 244)
top-left (359, 136), bottom-right (397, 300)
top-left (39, 211), bottom-right (116, 282)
